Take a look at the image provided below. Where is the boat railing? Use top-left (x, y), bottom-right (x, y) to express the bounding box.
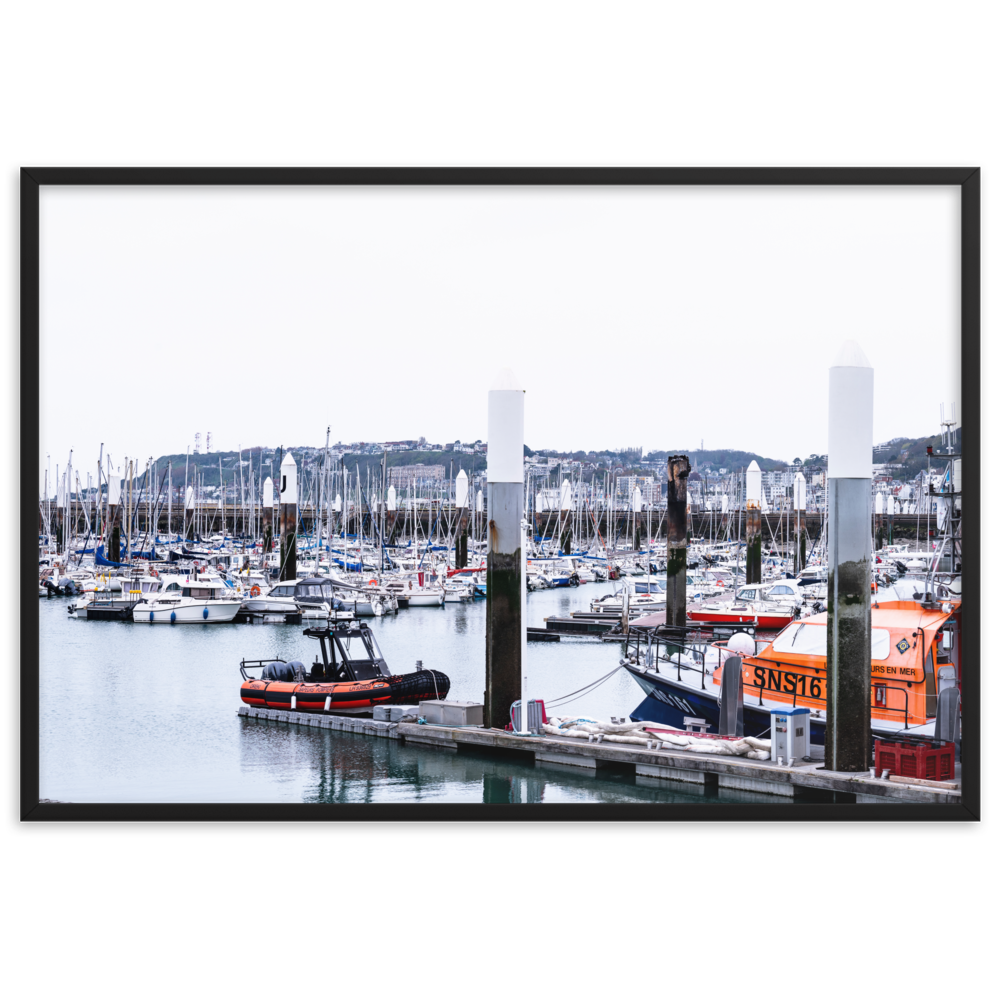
top-left (239, 656), bottom-right (286, 682)
top-left (872, 681), bottom-right (911, 729)
top-left (746, 665), bottom-right (911, 729)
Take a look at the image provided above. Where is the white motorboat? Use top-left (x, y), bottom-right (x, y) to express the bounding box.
top-left (72, 572), bottom-right (163, 619)
top-left (133, 574), bottom-right (243, 623)
top-left (444, 580), bottom-right (474, 603)
top-left (264, 577), bottom-right (338, 619)
top-left (383, 572), bottom-right (445, 607)
top-left (590, 579), bottom-right (666, 614)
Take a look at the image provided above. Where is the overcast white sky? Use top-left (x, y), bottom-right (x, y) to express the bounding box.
top-left (39, 185), bottom-right (960, 489)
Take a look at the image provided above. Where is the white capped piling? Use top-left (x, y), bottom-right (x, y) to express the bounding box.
top-left (55, 470), bottom-right (66, 552)
top-left (826, 340), bottom-right (874, 772)
top-left (455, 469), bottom-right (469, 568)
top-left (485, 368), bottom-right (525, 730)
top-left (279, 451), bottom-right (298, 581)
top-left (888, 494), bottom-right (896, 546)
top-left (745, 461), bottom-right (762, 583)
top-left (665, 456), bottom-right (691, 630)
top-left (794, 471), bottom-right (807, 573)
top-left (875, 491), bottom-right (884, 550)
top-left (386, 484), bottom-right (398, 544)
top-left (108, 473), bottom-right (122, 562)
top-left (560, 478), bottom-right (573, 555)
top-left (262, 476), bottom-right (274, 557)
top-left (632, 485), bottom-right (642, 551)
top-left (184, 485), bottom-right (195, 541)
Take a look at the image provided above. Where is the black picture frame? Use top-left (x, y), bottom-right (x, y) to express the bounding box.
top-left (20, 166), bottom-right (981, 822)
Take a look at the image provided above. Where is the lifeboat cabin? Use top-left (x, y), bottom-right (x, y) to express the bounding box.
top-left (626, 598), bottom-right (961, 743)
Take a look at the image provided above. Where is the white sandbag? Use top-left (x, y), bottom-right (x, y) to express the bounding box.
top-left (542, 724), bottom-right (588, 738)
top-left (661, 734), bottom-right (695, 747)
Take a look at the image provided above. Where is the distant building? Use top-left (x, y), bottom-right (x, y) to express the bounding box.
top-left (615, 475), bottom-right (660, 504)
top-left (389, 464), bottom-right (445, 487)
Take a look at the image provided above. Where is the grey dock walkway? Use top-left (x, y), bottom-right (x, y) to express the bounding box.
top-left (236, 705), bottom-right (960, 804)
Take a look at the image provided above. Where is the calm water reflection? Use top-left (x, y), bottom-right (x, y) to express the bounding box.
top-left (38, 582), bottom-right (777, 805)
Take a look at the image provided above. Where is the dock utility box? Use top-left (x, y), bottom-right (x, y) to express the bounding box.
top-left (874, 737), bottom-right (956, 781)
top-left (770, 707), bottom-right (809, 761)
top-left (510, 699), bottom-right (547, 733)
top-left (420, 701), bottom-right (484, 726)
top-left (373, 705), bottom-right (422, 722)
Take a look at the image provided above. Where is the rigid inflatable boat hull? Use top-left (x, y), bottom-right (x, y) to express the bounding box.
top-left (240, 669), bottom-right (450, 713)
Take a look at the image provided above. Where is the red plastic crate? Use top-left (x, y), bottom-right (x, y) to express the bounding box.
top-left (874, 739), bottom-right (955, 781)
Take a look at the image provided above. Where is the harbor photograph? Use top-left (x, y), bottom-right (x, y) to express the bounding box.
top-left (25, 174), bottom-right (977, 817)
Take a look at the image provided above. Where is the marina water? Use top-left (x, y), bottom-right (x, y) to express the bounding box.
top-left (41, 584), bottom-right (788, 805)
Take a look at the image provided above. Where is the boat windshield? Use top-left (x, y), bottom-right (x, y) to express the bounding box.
top-left (772, 622), bottom-right (892, 660)
top-left (333, 630), bottom-right (389, 679)
top-left (634, 582), bottom-right (662, 595)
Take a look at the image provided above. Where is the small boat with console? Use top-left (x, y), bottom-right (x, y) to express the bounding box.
top-left (239, 621), bottom-right (451, 714)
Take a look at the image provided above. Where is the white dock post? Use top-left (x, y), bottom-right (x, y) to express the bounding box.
top-left (485, 368), bottom-right (525, 730)
top-left (826, 340), bottom-right (874, 772)
top-left (279, 452), bottom-right (298, 581)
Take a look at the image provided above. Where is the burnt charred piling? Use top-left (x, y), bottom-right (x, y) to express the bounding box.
top-left (279, 451), bottom-right (298, 581)
top-left (665, 455), bottom-right (691, 630)
top-left (262, 477), bottom-right (274, 557)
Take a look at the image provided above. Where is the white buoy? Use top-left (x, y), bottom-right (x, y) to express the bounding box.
top-left (387, 485), bottom-right (397, 512)
top-left (632, 486), bottom-right (642, 513)
top-left (455, 469), bottom-right (469, 509)
top-left (476, 489), bottom-right (483, 513)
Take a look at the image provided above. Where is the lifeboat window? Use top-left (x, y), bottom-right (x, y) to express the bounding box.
top-left (772, 623), bottom-right (892, 659)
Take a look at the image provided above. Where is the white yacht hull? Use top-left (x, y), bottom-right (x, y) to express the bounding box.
top-left (404, 592), bottom-right (445, 607)
top-left (133, 600), bottom-right (243, 623)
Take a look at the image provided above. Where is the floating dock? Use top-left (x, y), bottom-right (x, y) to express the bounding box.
top-left (236, 705), bottom-right (960, 804)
